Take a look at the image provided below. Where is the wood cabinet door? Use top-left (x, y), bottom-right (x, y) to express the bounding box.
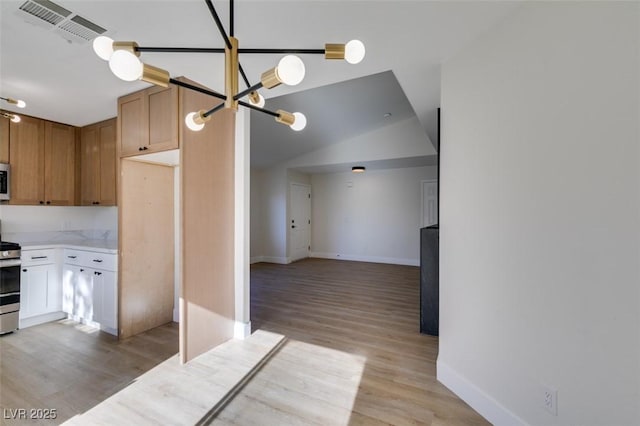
top-left (80, 124), bottom-right (100, 205)
top-left (118, 91), bottom-right (147, 157)
top-left (98, 119), bottom-right (117, 205)
top-left (147, 85), bottom-right (178, 152)
top-left (9, 115), bottom-right (45, 205)
top-left (0, 116), bottom-right (9, 163)
top-left (44, 121), bottom-right (76, 205)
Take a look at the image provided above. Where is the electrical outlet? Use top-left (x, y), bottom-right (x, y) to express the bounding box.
top-left (543, 385), bottom-right (557, 416)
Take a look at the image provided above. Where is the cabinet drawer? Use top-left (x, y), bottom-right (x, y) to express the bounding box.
top-left (64, 250), bottom-right (117, 271)
top-left (84, 252), bottom-right (117, 271)
top-left (63, 249), bottom-right (86, 266)
top-left (21, 249), bottom-right (57, 266)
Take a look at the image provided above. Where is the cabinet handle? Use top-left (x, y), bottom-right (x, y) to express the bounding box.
top-left (46, 201), bottom-right (51, 205)
top-left (95, 272), bottom-right (102, 276)
top-left (67, 255), bottom-right (77, 259)
top-left (138, 147), bottom-right (143, 151)
top-left (80, 269), bottom-right (84, 272)
top-left (31, 256), bottom-right (48, 260)
top-left (22, 269), bottom-right (27, 272)
top-left (39, 201), bottom-right (44, 205)
top-left (143, 146), bottom-right (148, 150)
top-left (95, 201), bottom-right (100, 205)
top-left (93, 259), bottom-right (103, 263)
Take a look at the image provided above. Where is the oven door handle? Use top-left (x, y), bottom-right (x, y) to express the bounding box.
top-left (0, 259), bottom-right (22, 268)
top-left (0, 292), bottom-right (20, 297)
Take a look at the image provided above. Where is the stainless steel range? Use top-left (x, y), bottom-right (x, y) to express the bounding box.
top-left (0, 241), bottom-right (21, 334)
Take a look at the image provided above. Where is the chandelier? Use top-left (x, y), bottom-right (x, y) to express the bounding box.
top-left (92, 0), bottom-right (365, 132)
top-left (0, 97), bottom-right (26, 123)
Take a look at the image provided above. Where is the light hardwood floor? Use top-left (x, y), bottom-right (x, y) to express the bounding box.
top-left (214, 258), bottom-right (489, 425)
top-left (1, 259), bottom-right (488, 425)
top-left (0, 320), bottom-right (178, 425)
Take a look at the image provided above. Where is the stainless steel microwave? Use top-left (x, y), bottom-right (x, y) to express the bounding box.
top-left (0, 163), bottom-right (9, 200)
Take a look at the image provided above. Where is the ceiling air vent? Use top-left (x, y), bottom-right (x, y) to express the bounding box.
top-left (16, 0), bottom-right (108, 44)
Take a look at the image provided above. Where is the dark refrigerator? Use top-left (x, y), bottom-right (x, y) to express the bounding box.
top-left (420, 225), bottom-right (439, 336)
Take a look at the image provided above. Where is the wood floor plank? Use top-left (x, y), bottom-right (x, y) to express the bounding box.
top-left (0, 321), bottom-right (178, 425)
top-left (64, 330), bottom-right (285, 425)
top-left (214, 258), bottom-right (489, 426)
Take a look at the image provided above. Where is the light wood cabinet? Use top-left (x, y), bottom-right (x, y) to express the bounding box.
top-left (80, 118), bottom-right (117, 206)
top-left (0, 115), bottom-right (9, 163)
top-left (44, 121), bottom-right (76, 205)
top-left (9, 115), bottom-right (45, 205)
top-left (9, 117), bottom-right (75, 205)
top-left (118, 85), bottom-right (178, 157)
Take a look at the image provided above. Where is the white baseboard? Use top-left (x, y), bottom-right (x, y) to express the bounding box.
top-left (310, 252), bottom-right (419, 267)
top-left (257, 256), bottom-right (290, 265)
top-left (437, 360), bottom-right (528, 426)
top-left (234, 321), bottom-right (252, 339)
top-left (19, 311), bottom-right (67, 329)
top-left (173, 307), bottom-right (179, 323)
top-left (250, 256), bottom-right (264, 264)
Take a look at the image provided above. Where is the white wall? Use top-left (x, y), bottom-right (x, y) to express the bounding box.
top-left (287, 116), bottom-right (436, 169)
top-left (0, 205), bottom-right (117, 239)
top-left (250, 168), bottom-right (264, 261)
top-left (439, 3), bottom-right (639, 426)
top-left (311, 166), bottom-right (436, 266)
top-left (252, 115), bottom-right (435, 264)
top-left (253, 166), bottom-right (288, 263)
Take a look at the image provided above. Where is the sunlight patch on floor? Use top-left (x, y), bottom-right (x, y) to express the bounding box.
top-left (214, 338), bottom-right (366, 425)
top-left (56, 318), bottom-right (100, 334)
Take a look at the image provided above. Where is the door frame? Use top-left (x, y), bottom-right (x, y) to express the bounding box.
top-left (289, 182), bottom-right (311, 262)
top-left (421, 179), bottom-right (438, 228)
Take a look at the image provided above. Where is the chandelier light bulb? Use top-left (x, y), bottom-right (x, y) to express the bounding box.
top-left (345, 40), bottom-right (366, 64)
top-left (93, 36), bottom-right (115, 61)
top-left (109, 50), bottom-right (143, 82)
top-left (290, 112), bottom-right (307, 131)
top-left (185, 112), bottom-right (205, 131)
top-left (277, 55), bottom-right (305, 86)
top-left (10, 114), bottom-right (21, 123)
top-left (249, 92), bottom-right (265, 108)
top-left (15, 99), bottom-right (26, 108)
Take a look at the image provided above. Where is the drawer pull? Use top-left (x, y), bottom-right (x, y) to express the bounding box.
top-left (93, 259), bottom-right (103, 263)
top-left (31, 256), bottom-right (48, 260)
top-left (67, 255), bottom-right (77, 259)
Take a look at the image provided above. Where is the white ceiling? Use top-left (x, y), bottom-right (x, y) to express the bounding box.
top-left (250, 70), bottom-right (419, 168)
top-left (0, 0), bottom-right (521, 157)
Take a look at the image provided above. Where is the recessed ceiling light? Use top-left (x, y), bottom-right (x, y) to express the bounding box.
top-left (352, 166), bottom-right (366, 173)
top-left (383, 112), bottom-right (392, 118)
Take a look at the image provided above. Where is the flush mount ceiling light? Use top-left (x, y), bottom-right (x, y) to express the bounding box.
top-left (352, 166), bottom-right (366, 173)
top-left (92, 0), bottom-right (365, 132)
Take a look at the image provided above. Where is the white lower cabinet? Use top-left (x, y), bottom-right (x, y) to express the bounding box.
top-left (62, 249), bottom-right (118, 335)
top-left (21, 263), bottom-right (60, 318)
top-left (20, 249), bottom-right (62, 326)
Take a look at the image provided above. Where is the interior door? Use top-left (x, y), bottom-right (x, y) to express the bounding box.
top-left (290, 183), bottom-right (311, 262)
top-left (421, 180), bottom-right (438, 227)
